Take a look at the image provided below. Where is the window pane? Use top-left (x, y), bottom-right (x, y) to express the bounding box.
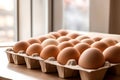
top-left (0, 0), bottom-right (15, 42)
top-left (63, 0), bottom-right (89, 31)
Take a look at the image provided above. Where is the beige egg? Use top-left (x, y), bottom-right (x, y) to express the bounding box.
top-left (57, 36), bottom-right (71, 43)
top-left (80, 39), bottom-right (95, 45)
top-left (91, 41), bottom-right (108, 52)
top-left (103, 46), bottom-right (120, 63)
top-left (57, 47), bottom-right (80, 65)
top-left (74, 43), bottom-right (90, 55)
top-left (78, 48), bottom-right (105, 69)
top-left (13, 41), bottom-right (30, 53)
top-left (26, 43), bottom-right (42, 56)
top-left (45, 34), bottom-right (56, 39)
top-left (58, 41), bottom-right (74, 50)
top-left (40, 45), bottom-right (59, 60)
top-left (41, 39), bottom-right (59, 47)
top-left (27, 38), bottom-right (41, 44)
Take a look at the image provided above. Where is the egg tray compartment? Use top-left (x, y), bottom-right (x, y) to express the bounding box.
top-left (6, 49), bottom-right (118, 80)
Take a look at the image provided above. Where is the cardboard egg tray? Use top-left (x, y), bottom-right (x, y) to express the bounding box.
top-left (6, 48), bottom-right (120, 80)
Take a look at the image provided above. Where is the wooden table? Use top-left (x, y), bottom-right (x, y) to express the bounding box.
top-left (0, 47), bottom-right (120, 80)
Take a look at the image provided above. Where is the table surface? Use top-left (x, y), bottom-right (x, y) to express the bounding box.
top-left (0, 47), bottom-right (120, 80)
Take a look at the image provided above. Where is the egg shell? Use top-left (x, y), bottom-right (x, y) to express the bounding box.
top-left (57, 47), bottom-right (80, 65)
top-left (38, 36), bottom-right (48, 42)
top-left (26, 43), bottom-right (43, 56)
top-left (13, 41), bottom-right (30, 53)
top-left (41, 39), bottom-right (59, 47)
top-left (67, 33), bottom-right (80, 39)
top-left (80, 38), bottom-right (95, 45)
top-left (40, 45), bottom-right (59, 60)
top-left (45, 34), bottom-right (56, 39)
top-left (74, 43), bottom-right (90, 55)
top-left (76, 35), bottom-right (90, 41)
top-left (49, 32), bottom-right (61, 39)
top-left (57, 36), bottom-right (71, 43)
top-left (100, 38), bottom-right (117, 46)
top-left (27, 38), bottom-right (41, 44)
top-left (92, 37), bottom-right (102, 41)
top-left (91, 41), bottom-right (108, 52)
top-left (78, 48), bottom-right (105, 69)
top-left (69, 39), bottom-right (80, 45)
top-left (103, 46), bottom-right (120, 63)
top-left (57, 29), bottom-right (68, 36)
top-left (58, 41), bottom-right (74, 50)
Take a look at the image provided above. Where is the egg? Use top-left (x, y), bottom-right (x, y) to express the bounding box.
top-left (26, 43), bottom-right (42, 56)
top-left (27, 38), bottom-right (41, 44)
top-left (91, 41), bottom-right (108, 52)
top-left (38, 36), bottom-right (48, 42)
top-left (74, 43), bottom-right (90, 55)
top-left (92, 37), bottom-right (102, 41)
top-left (41, 39), bottom-right (59, 47)
top-left (58, 41), bottom-right (74, 50)
top-left (13, 41), bottom-right (30, 53)
top-left (57, 29), bottom-right (68, 36)
top-left (100, 38), bottom-right (117, 46)
top-left (49, 32), bottom-right (61, 39)
top-left (57, 36), bottom-right (71, 43)
top-left (76, 35), bottom-right (90, 41)
top-left (115, 42), bottom-right (120, 46)
top-left (78, 48), bottom-right (105, 69)
top-left (57, 47), bottom-right (80, 65)
top-left (69, 39), bottom-right (80, 45)
top-left (40, 45), bottom-right (59, 60)
top-left (67, 33), bottom-right (80, 39)
top-left (103, 46), bottom-right (120, 63)
top-left (45, 34), bottom-right (56, 39)
top-left (80, 39), bottom-right (95, 45)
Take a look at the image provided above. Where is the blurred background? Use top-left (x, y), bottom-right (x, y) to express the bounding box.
top-left (63, 0), bottom-right (89, 31)
top-left (0, 0), bottom-right (15, 42)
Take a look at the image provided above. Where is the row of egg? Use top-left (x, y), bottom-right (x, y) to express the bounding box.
top-left (13, 30), bottom-right (120, 69)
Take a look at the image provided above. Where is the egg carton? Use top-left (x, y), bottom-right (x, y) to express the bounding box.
top-left (6, 48), bottom-right (120, 80)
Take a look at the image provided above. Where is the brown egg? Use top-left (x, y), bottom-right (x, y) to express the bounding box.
top-left (69, 39), bottom-right (80, 45)
top-left (67, 33), bottom-right (80, 39)
top-left (103, 46), bottom-right (120, 63)
top-left (41, 39), bottom-right (59, 47)
top-left (13, 41), bottom-right (30, 53)
top-left (27, 38), bottom-right (41, 44)
top-left (58, 41), bottom-right (74, 50)
top-left (91, 41), bottom-right (108, 52)
top-left (92, 37), bottom-right (102, 41)
top-left (45, 34), bottom-right (56, 39)
top-left (40, 45), bottom-right (59, 60)
top-left (74, 43), bottom-right (90, 55)
top-left (100, 38), bottom-right (117, 46)
top-left (38, 36), bottom-right (48, 42)
top-left (49, 32), bottom-right (61, 39)
top-left (26, 43), bottom-right (42, 56)
top-left (57, 29), bottom-right (68, 36)
top-left (78, 48), bottom-right (105, 69)
top-left (57, 36), bottom-right (71, 43)
top-left (80, 39), bottom-right (95, 45)
top-left (57, 47), bottom-right (80, 65)
top-left (76, 35), bottom-right (90, 41)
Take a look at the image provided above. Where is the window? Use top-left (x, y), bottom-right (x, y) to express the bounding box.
top-left (63, 0), bottom-right (89, 31)
top-left (0, 0), bottom-right (15, 42)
